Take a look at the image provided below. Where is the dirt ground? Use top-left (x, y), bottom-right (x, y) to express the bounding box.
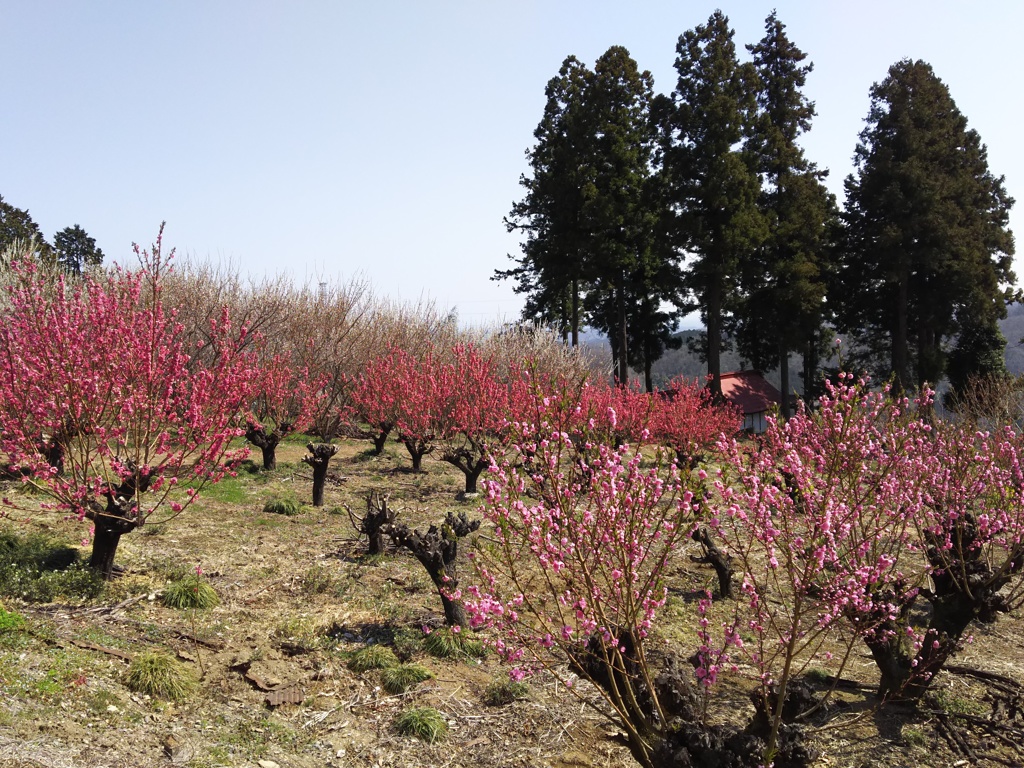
top-left (2, 434), bottom-right (1023, 768)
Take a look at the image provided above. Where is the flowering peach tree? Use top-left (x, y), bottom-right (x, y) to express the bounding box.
top-left (465, 379), bottom-right (701, 767)
top-left (0, 227), bottom-right (256, 578)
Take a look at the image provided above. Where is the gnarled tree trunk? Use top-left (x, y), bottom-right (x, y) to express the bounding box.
top-left (246, 422), bottom-right (294, 471)
top-left (302, 442), bottom-right (339, 507)
top-left (385, 511), bottom-right (480, 627)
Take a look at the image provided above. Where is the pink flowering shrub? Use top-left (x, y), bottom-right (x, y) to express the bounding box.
top-left (0, 226), bottom-right (256, 578)
top-left (709, 373), bottom-right (933, 753)
top-left (583, 381), bottom-right (658, 448)
top-left (348, 344), bottom-right (408, 456)
top-left (711, 369), bottom-right (1024, 760)
top-left (465, 376), bottom-right (700, 767)
top-left (855, 419), bottom-right (1024, 698)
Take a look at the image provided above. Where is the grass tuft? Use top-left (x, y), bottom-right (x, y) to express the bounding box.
top-left (395, 706), bottom-right (448, 743)
top-left (348, 644), bottom-right (399, 673)
top-left (483, 677), bottom-right (530, 706)
top-left (263, 493), bottom-right (302, 516)
top-left (124, 652), bottom-right (196, 701)
top-left (424, 627), bottom-right (485, 659)
top-left (162, 574), bottom-right (219, 610)
top-left (381, 663), bottom-right (434, 694)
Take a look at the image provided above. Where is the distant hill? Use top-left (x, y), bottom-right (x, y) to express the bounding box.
top-left (581, 302), bottom-right (1024, 392)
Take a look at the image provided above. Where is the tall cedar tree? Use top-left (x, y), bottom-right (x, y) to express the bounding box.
top-left (737, 11), bottom-right (837, 415)
top-left (500, 57), bottom-right (593, 346)
top-left (501, 50), bottom-right (680, 384)
top-left (579, 47), bottom-right (665, 386)
top-left (840, 59), bottom-right (1016, 392)
top-left (659, 11), bottom-right (767, 396)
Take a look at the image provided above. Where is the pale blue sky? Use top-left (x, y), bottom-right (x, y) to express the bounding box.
top-left (2, 1), bottom-right (1021, 326)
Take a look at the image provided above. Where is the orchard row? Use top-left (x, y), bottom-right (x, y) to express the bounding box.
top-left (3, 236), bottom-right (1024, 766)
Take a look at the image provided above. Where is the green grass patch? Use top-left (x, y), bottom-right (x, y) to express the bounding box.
top-left (381, 663), bottom-right (433, 694)
top-left (483, 677), bottom-right (530, 706)
top-left (424, 627), bottom-right (485, 659)
top-left (0, 532), bottom-right (104, 603)
top-left (186, 475), bottom-right (249, 504)
top-left (0, 605), bottom-right (25, 633)
top-left (395, 706), bottom-right (448, 743)
top-left (348, 644), bottom-right (399, 673)
top-left (124, 652), bottom-right (196, 701)
top-left (162, 573), bottom-right (219, 610)
top-left (262, 493), bottom-right (301, 516)
top-left (298, 564), bottom-right (335, 595)
top-left (392, 627), bottom-right (424, 661)
top-left (902, 726), bottom-right (928, 748)
top-left (931, 688), bottom-right (988, 717)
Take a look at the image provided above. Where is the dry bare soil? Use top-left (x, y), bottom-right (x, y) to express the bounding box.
top-left (2, 434), bottom-right (1023, 768)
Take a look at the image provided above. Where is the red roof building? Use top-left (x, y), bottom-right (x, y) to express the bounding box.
top-left (718, 370), bottom-right (781, 433)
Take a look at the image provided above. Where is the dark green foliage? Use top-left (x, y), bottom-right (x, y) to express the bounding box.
top-left (578, 46), bottom-right (668, 386)
top-left (0, 194), bottom-right (52, 262)
top-left (734, 12), bottom-right (838, 414)
top-left (658, 11), bottom-right (767, 395)
top-left (945, 318), bottom-right (1011, 410)
top-left (499, 47), bottom-right (682, 383)
top-left (499, 55), bottom-right (592, 345)
top-left (53, 224), bottom-right (104, 275)
top-left (0, 532), bottom-right (104, 603)
top-left (394, 706), bottom-right (448, 743)
top-left (840, 59), bottom-right (1016, 392)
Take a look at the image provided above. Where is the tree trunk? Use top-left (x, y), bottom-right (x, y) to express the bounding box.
top-left (463, 462), bottom-right (486, 495)
top-left (707, 284), bottom-right (723, 397)
top-left (260, 443), bottom-right (277, 471)
top-left (352, 491), bottom-right (397, 555)
top-left (441, 450), bottom-right (488, 496)
top-left (691, 527), bottom-right (733, 599)
top-left (302, 442), bottom-right (339, 507)
top-left (803, 332), bottom-right (819, 402)
top-left (571, 278), bottom-right (580, 348)
top-left (644, 345), bottom-right (654, 394)
top-left (893, 272), bottom-right (909, 394)
top-left (385, 512), bottom-right (480, 628)
top-left (402, 438), bottom-right (432, 473)
top-left (246, 423), bottom-right (282, 471)
top-left (40, 438), bottom-right (65, 474)
top-left (779, 343), bottom-right (791, 420)
top-left (437, 563), bottom-right (469, 627)
top-left (85, 493), bottom-right (141, 580)
top-left (372, 424), bottom-right (392, 455)
top-left (617, 283), bottom-right (629, 385)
